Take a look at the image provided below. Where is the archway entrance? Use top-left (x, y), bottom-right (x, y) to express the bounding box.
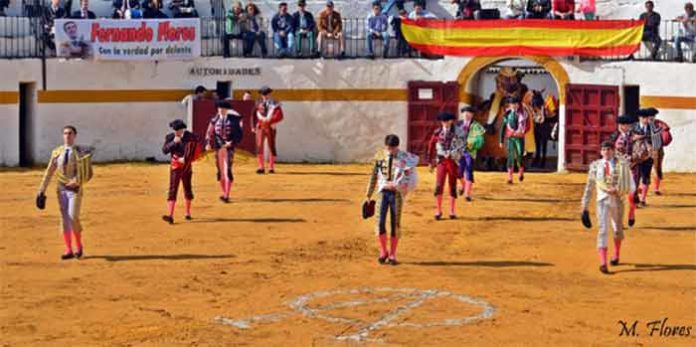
top-left (457, 56), bottom-right (568, 172)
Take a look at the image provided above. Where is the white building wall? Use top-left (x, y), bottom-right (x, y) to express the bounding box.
top-left (0, 60), bottom-right (42, 166)
top-left (0, 57), bottom-right (694, 172)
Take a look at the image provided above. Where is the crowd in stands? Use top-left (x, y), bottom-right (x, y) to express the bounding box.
top-left (1, 0), bottom-right (694, 62)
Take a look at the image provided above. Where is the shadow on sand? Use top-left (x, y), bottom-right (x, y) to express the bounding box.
top-left (280, 171), bottom-right (365, 177)
top-left (242, 198), bottom-right (351, 203)
top-left (83, 254), bottom-right (235, 262)
top-left (406, 260), bottom-right (553, 268)
top-left (460, 216), bottom-right (575, 222)
top-left (613, 263), bottom-right (696, 273)
top-left (188, 217), bottom-right (307, 224)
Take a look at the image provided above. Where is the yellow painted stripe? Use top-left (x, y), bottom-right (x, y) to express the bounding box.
top-left (640, 96), bottom-right (696, 110)
top-left (0, 91), bottom-right (19, 105)
top-left (404, 25), bottom-right (643, 48)
top-left (30, 89), bottom-right (696, 110)
top-left (38, 89), bottom-right (191, 103)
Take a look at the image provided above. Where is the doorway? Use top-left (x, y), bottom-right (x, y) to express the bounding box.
top-left (19, 82), bottom-right (36, 167)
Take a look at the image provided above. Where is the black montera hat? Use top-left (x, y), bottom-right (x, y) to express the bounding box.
top-left (437, 112), bottom-right (456, 121)
top-left (637, 107), bottom-right (659, 117)
top-left (460, 106), bottom-right (478, 113)
top-left (504, 95), bottom-right (521, 104)
top-left (216, 100), bottom-right (232, 109)
top-left (169, 119), bottom-right (187, 130)
top-left (600, 140), bottom-right (615, 149)
top-left (617, 115), bottom-right (633, 124)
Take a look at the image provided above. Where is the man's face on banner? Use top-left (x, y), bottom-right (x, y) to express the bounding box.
top-left (64, 22), bottom-right (78, 39)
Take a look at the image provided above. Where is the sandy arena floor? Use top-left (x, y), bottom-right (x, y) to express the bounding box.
top-left (1, 158), bottom-right (694, 346)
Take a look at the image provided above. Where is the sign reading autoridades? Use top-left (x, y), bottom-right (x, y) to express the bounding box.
top-left (188, 67), bottom-right (262, 77)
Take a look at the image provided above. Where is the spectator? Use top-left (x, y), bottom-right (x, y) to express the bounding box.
top-left (451, 0), bottom-right (482, 20)
top-left (242, 2), bottom-right (268, 57)
top-left (112, 0), bottom-right (142, 19)
top-left (505, 0), bottom-right (526, 19)
top-left (526, 0), bottom-right (551, 19)
top-left (224, 1), bottom-right (245, 58)
top-left (552, 0), bottom-right (575, 19)
top-left (71, 0), bottom-right (96, 19)
top-left (576, 0), bottom-right (595, 20)
top-left (639, 0), bottom-right (662, 60)
top-left (242, 91), bottom-right (253, 101)
top-left (142, 0), bottom-right (168, 18)
top-left (366, 2), bottom-right (389, 58)
top-left (317, 0), bottom-right (346, 58)
top-left (272, 2), bottom-right (295, 58)
top-left (0, 0), bottom-right (8, 17)
top-left (408, 2), bottom-right (436, 19)
top-left (43, 0), bottom-right (67, 51)
top-left (395, 0), bottom-right (425, 11)
top-left (169, 0), bottom-right (197, 18)
top-left (675, 2), bottom-right (696, 62)
top-left (181, 85), bottom-right (207, 109)
top-left (391, 9), bottom-right (412, 57)
top-left (293, 0), bottom-right (316, 57)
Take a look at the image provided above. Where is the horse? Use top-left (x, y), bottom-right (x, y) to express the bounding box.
top-left (472, 67), bottom-right (530, 171)
top-left (526, 90), bottom-right (559, 169)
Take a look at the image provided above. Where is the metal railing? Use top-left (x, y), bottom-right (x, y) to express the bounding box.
top-left (2, 14), bottom-right (694, 63)
top-left (0, 1), bottom-right (45, 58)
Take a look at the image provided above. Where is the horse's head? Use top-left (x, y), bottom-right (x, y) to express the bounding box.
top-left (531, 90), bottom-right (545, 109)
top-left (495, 67), bottom-right (524, 97)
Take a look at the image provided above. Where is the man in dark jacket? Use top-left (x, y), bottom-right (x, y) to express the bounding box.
top-left (44, 0), bottom-right (67, 50)
top-left (451, 0), bottom-right (481, 20)
top-left (70, 0), bottom-right (96, 18)
top-left (272, 2), bottom-right (295, 57)
top-left (526, 0), bottom-right (551, 19)
top-left (639, 1), bottom-right (662, 60)
top-left (293, 0), bottom-right (316, 57)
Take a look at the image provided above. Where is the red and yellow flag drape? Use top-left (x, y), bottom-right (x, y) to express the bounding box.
top-left (401, 19), bottom-right (645, 57)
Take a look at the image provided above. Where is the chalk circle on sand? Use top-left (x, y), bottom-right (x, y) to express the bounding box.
top-left (215, 287), bottom-right (496, 342)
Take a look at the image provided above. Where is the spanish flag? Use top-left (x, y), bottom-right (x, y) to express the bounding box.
top-left (401, 19), bottom-right (644, 57)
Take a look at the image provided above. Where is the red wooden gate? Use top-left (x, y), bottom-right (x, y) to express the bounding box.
top-left (192, 99), bottom-right (257, 154)
top-left (564, 84), bottom-right (619, 171)
top-left (407, 81), bottom-right (459, 164)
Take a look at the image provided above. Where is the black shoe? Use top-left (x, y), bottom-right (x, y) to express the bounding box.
top-left (61, 252), bottom-right (75, 260)
top-left (507, 180), bottom-right (513, 185)
top-left (519, 174), bottom-right (524, 182)
top-left (449, 214), bottom-right (457, 220)
top-left (640, 201), bottom-right (647, 207)
top-left (434, 214), bottom-right (442, 221)
top-left (599, 265), bottom-right (610, 274)
top-left (268, 169), bottom-right (275, 174)
top-left (162, 215), bottom-right (174, 224)
top-left (654, 191), bottom-right (662, 196)
top-left (465, 196), bottom-right (472, 202)
top-left (185, 215), bottom-right (192, 220)
top-left (633, 193), bottom-right (640, 204)
top-left (388, 258), bottom-right (398, 266)
top-left (219, 196), bottom-right (230, 204)
top-left (610, 258), bottom-right (619, 266)
top-left (378, 255), bottom-right (388, 264)
top-left (256, 168), bottom-right (265, 174)
top-left (75, 248), bottom-right (83, 259)
top-left (458, 188), bottom-right (465, 196)
top-left (628, 218), bottom-right (635, 227)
